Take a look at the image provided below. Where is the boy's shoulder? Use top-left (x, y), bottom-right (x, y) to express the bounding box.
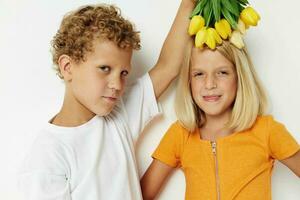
top-left (20, 129), bottom-right (69, 174)
top-left (30, 128), bottom-right (63, 153)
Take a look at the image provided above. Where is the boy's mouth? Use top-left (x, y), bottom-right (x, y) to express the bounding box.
top-left (103, 96), bottom-right (118, 103)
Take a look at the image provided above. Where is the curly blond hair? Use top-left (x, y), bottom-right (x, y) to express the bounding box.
top-left (51, 4), bottom-right (141, 78)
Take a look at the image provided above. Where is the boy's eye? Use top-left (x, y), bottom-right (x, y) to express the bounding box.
top-left (98, 65), bottom-right (111, 72)
top-left (121, 70), bottom-right (129, 77)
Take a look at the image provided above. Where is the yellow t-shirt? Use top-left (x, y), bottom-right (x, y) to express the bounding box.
top-left (152, 115), bottom-right (300, 200)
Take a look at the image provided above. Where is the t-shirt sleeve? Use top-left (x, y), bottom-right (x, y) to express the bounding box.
top-left (152, 122), bottom-right (184, 168)
top-left (268, 116), bottom-right (300, 160)
top-left (19, 172), bottom-right (71, 200)
top-left (18, 136), bottom-right (71, 200)
top-left (122, 73), bottom-right (162, 141)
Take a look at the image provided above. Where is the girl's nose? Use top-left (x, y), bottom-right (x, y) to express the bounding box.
top-left (205, 75), bottom-right (217, 90)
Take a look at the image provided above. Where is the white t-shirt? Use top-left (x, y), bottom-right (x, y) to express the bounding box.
top-left (19, 73), bottom-right (161, 200)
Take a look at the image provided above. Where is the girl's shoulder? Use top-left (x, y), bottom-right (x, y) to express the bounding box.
top-left (253, 116), bottom-right (299, 160)
top-left (168, 120), bottom-right (191, 135)
top-left (250, 114), bottom-right (289, 140)
top-left (165, 121), bottom-right (195, 143)
top-left (254, 114), bottom-right (283, 129)
top-left (255, 114), bottom-right (271, 123)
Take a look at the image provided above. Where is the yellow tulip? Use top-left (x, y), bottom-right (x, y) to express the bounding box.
top-left (208, 28), bottom-right (222, 45)
top-left (222, 19), bottom-right (232, 37)
top-left (240, 7), bottom-right (260, 26)
top-left (188, 15), bottom-right (205, 35)
top-left (215, 19), bottom-right (232, 39)
top-left (205, 29), bottom-right (216, 49)
top-left (237, 18), bottom-right (246, 35)
top-left (229, 30), bottom-right (245, 49)
top-left (195, 27), bottom-right (207, 48)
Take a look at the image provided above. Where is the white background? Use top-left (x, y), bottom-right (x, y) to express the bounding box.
top-left (0, 0), bottom-right (299, 199)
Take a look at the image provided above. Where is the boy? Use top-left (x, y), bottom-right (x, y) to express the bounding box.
top-left (19, 1), bottom-right (194, 200)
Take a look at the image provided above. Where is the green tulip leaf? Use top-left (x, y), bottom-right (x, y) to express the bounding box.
top-left (222, 0), bottom-right (240, 17)
top-left (237, 3), bottom-right (244, 12)
top-left (212, 0), bottom-right (221, 21)
top-left (190, 0), bottom-right (208, 18)
top-left (203, 0), bottom-right (213, 26)
top-left (238, 0), bottom-right (249, 6)
top-left (222, 8), bottom-right (237, 29)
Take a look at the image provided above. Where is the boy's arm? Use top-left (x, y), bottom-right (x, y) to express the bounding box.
top-left (149, 0), bottom-right (194, 99)
top-left (141, 159), bottom-right (174, 200)
top-left (280, 150), bottom-right (300, 178)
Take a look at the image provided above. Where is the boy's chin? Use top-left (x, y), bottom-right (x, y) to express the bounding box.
top-left (94, 107), bottom-right (114, 117)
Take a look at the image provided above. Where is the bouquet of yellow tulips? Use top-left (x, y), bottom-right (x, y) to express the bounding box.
top-left (188, 0), bottom-right (260, 49)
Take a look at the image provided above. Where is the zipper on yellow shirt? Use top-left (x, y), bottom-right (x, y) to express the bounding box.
top-left (211, 141), bottom-right (220, 200)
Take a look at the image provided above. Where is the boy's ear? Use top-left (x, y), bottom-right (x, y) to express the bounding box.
top-left (58, 55), bottom-right (73, 81)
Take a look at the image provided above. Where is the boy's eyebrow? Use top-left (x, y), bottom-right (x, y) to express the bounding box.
top-left (96, 64), bottom-right (111, 68)
top-left (96, 64), bottom-right (132, 71)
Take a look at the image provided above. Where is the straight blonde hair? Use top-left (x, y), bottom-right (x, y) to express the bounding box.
top-left (175, 41), bottom-right (268, 133)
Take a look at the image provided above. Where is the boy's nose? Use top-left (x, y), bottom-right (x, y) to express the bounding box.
top-left (108, 77), bottom-right (122, 91)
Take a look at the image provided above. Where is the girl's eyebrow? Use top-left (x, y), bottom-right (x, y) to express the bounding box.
top-left (213, 66), bottom-right (235, 71)
top-left (216, 67), bottom-right (232, 71)
top-left (190, 65), bottom-right (232, 71)
top-left (191, 68), bottom-right (203, 71)
top-left (190, 65), bottom-right (205, 70)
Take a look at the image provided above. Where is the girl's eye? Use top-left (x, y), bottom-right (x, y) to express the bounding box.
top-left (98, 65), bottom-right (111, 72)
top-left (194, 72), bottom-right (204, 77)
top-left (218, 71), bottom-right (228, 75)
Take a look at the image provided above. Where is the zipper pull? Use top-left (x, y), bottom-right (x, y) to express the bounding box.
top-left (211, 141), bottom-right (217, 155)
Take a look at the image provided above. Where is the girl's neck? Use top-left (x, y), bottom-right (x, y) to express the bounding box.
top-left (51, 89), bottom-right (96, 127)
top-left (200, 112), bottom-right (233, 141)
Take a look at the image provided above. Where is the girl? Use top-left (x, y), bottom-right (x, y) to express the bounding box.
top-left (140, 41), bottom-right (300, 200)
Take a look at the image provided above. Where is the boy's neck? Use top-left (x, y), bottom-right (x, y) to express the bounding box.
top-left (51, 90), bottom-right (96, 127)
